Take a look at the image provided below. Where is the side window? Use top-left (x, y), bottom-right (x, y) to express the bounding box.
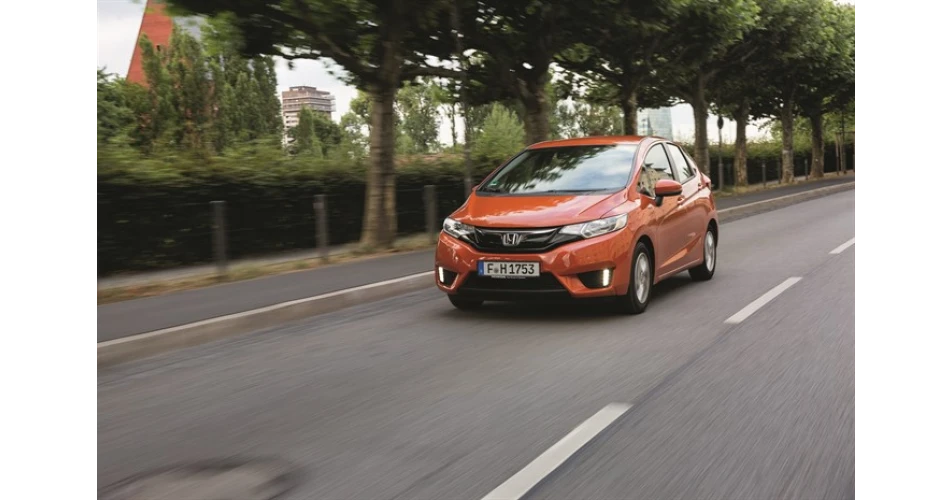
top-left (666, 143), bottom-right (694, 182)
top-left (638, 144), bottom-right (675, 196)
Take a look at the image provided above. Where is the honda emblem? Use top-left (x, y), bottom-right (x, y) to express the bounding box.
top-left (501, 233), bottom-right (524, 246)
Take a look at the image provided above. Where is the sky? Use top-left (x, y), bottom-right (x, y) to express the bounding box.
top-left (97, 0), bottom-right (799, 145)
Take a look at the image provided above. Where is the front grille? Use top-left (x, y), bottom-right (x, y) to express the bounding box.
top-left (459, 272), bottom-right (565, 292)
top-left (469, 226), bottom-right (581, 253)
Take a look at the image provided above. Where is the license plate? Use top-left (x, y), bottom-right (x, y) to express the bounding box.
top-left (478, 261), bottom-right (540, 278)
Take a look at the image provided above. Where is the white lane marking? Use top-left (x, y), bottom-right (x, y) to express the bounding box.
top-left (480, 403), bottom-right (632, 500)
top-left (725, 277), bottom-right (802, 325)
top-left (830, 237), bottom-right (855, 254)
top-left (97, 271), bottom-right (434, 347)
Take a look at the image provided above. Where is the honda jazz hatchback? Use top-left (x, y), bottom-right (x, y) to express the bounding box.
top-left (435, 136), bottom-right (718, 314)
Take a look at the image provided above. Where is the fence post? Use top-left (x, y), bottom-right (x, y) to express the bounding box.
top-left (314, 194), bottom-right (329, 262)
top-left (853, 130), bottom-right (856, 174)
top-left (424, 185), bottom-right (437, 244)
top-left (804, 157), bottom-right (809, 181)
top-left (761, 160), bottom-right (767, 188)
top-left (211, 200), bottom-right (228, 277)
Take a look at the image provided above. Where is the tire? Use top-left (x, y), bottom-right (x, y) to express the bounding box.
top-left (448, 295), bottom-right (483, 310)
top-left (617, 241), bottom-right (653, 315)
top-left (689, 226), bottom-right (717, 281)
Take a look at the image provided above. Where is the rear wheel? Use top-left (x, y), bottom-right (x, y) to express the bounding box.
top-left (448, 295), bottom-right (483, 310)
top-left (617, 241), bottom-right (653, 315)
top-left (689, 227), bottom-right (717, 281)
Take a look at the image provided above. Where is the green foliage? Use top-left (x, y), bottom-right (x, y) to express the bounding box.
top-left (472, 104), bottom-right (525, 165)
top-left (97, 69), bottom-right (136, 146)
top-left (554, 0), bottom-right (677, 132)
top-left (461, 1), bottom-right (598, 143)
top-left (336, 112), bottom-right (369, 160)
top-left (98, 153), bottom-right (491, 274)
top-left (396, 80), bottom-right (442, 153)
top-left (569, 103), bottom-right (624, 137)
top-left (289, 108), bottom-right (318, 156)
top-left (111, 23), bottom-right (283, 157)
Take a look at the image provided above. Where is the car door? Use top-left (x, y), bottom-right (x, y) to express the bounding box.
top-left (663, 142), bottom-right (707, 271)
top-left (638, 143), bottom-right (682, 277)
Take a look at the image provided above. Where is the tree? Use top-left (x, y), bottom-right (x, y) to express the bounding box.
top-left (749, 0), bottom-right (832, 183)
top-left (336, 111), bottom-right (369, 159)
top-left (795, 1), bottom-right (854, 178)
top-left (554, 0), bottom-right (677, 135)
top-left (710, 0), bottom-right (796, 186)
top-left (167, 27), bottom-right (213, 153)
top-left (461, 0), bottom-right (592, 145)
top-left (251, 57), bottom-right (284, 136)
top-left (165, 0), bottom-right (461, 249)
top-left (473, 103), bottom-right (525, 165)
top-left (290, 107), bottom-right (317, 154)
top-left (136, 35), bottom-right (178, 152)
top-left (556, 101), bottom-right (623, 138)
top-left (316, 112), bottom-right (343, 154)
top-left (97, 69), bottom-right (135, 146)
top-left (657, 0), bottom-right (760, 174)
top-left (396, 80), bottom-right (442, 153)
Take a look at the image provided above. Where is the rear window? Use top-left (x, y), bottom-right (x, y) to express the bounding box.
top-left (478, 144), bottom-right (639, 195)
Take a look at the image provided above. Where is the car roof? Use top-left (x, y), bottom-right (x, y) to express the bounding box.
top-left (526, 135), bottom-right (664, 150)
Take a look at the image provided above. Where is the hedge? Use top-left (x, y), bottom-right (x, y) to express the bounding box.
top-left (98, 140), bottom-right (853, 275)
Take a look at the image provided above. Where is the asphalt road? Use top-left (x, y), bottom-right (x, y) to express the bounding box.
top-left (97, 174), bottom-right (855, 342)
top-left (99, 189), bottom-right (854, 499)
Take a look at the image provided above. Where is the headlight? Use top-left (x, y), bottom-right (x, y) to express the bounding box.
top-left (443, 217), bottom-right (475, 240)
top-left (560, 213), bottom-right (628, 239)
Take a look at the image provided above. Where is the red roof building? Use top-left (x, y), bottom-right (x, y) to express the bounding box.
top-left (126, 0), bottom-right (174, 86)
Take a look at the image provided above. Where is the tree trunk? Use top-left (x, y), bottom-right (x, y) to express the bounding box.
top-left (780, 102), bottom-right (795, 184)
top-left (451, 2), bottom-right (473, 192)
top-left (733, 100), bottom-right (749, 187)
top-left (833, 133), bottom-right (841, 175)
top-left (521, 81), bottom-right (550, 145)
top-left (449, 102), bottom-right (458, 148)
top-left (360, 86), bottom-right (398, 249)
top-left (620, 87), bottom-right (638, 136)
top-left (691, 77), bottom-right (710, 174)
top-left (809, 112), bottom-right (825, 179)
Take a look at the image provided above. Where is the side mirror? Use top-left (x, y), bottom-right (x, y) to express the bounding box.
top-left (653, 179), bottom-right (682, 206)
top-left (655, 179), bottom-right (682, 197)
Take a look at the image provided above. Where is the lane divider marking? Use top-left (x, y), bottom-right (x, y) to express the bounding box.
top-left (830, 237), bottom-right (855, 255)
top-left (724, 277), bottom-right (802, 325)
top-left (480, 403), bottom-right (633, 500)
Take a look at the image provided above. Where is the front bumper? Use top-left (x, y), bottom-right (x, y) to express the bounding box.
top-left (435, 228), bottom-right (635, 300)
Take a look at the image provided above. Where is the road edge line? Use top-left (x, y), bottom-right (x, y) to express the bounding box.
top-left (717, 180), bottom-right (854, 223)
top-left (97, 271), bottom-right (434, 368)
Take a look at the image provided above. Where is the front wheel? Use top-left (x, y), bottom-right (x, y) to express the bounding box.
top-left (689, 227), bottom-right (717, 281)
top-left (617, 241), bottom-right (653, 315)
top-left (448, 295), bottom-right (483, 310)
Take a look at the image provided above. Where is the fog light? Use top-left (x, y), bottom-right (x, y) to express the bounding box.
top-left (578, 268), bottom-right (613, 289)
top-left (437, 266), bottom-right (458, 286)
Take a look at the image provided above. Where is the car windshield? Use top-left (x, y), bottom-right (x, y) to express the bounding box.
top-left (478, 144), bottom-right (639, 195)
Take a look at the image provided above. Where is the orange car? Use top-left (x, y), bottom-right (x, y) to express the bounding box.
top-left (435, 136), bottom-right (718, 314)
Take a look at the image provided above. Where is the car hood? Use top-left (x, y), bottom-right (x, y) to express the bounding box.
top-left (451, 191), bottom-right (629, 228)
